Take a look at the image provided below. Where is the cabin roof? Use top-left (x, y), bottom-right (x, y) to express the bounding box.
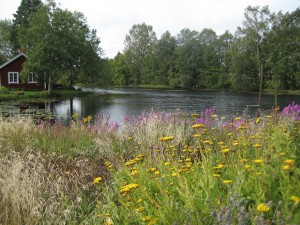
top-left (0, 53), bottom-right (28, 70)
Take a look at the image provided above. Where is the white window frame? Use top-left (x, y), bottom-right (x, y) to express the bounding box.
top-left (28, 73), bottom-right (37, 84)
top-left (8, 72), bottom-right (19, 84)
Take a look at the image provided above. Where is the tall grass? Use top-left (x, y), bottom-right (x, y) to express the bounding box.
top-left (0, 103), bottom-right (299, 224)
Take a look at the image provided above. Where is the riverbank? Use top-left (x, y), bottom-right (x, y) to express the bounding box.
top-left (0, 105), bottom-right (299, 224)
top-left (1, 86), bottom-right (299, 103)
top-left (0, 88), bottom-right (93, 102)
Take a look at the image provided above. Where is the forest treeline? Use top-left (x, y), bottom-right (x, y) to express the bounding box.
top-left (0, 0), bottom-right (299, 92)
top-left (112, 6), bottom-right (300, 91)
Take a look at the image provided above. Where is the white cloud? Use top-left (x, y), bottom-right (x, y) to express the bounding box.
top-left (0, 0), bottom-right (299, 58)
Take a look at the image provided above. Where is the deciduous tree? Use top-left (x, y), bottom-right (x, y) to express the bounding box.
top-left (124, 23), bottom-right (157, 85)
top-left (234, 6), bottom-right (272, 114)
top-left (0, 19), bottom-right (13, 64)
top-left (19, 1), bottom-right (103, 93)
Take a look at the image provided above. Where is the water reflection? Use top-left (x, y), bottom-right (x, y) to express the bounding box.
top-left (0, 89), bottom-right (299, 124)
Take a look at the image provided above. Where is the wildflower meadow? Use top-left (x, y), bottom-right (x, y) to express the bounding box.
top-left (0, 103), bottom-right (299, 224)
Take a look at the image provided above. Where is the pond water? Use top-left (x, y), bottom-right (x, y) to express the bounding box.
top-left (0, 88), bottom-right (299, 125)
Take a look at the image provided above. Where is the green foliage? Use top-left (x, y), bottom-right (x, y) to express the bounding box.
top-left (18, 1), bottom-right (103, 94)
top-left (11, 0), bottom-right (43, 53)
top-left (266, 8), bottom-right (300, 90)
top-left (0, 19), bottom-right (13, 63)
top-left (110, 6), bottom-right (299, 93)
top-left (123, 23), bottom-right (157, 85)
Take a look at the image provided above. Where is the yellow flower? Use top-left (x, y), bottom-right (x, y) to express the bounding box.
top-left (213, 164), bottom-right (224, 169)
top-left (148, 218), bottom-right (158, 225)
top-left (149, 167), bottom-right (156, 172)
top-left (223, 180), bottom-right (233, 184)
top-left (164, 162), bottom-right (171, 166)
top-left (107, 164), bottom-right (114, 171)
top-left (193, 134), bottom-right (201, 138)
top-left (283, 165), bottom-right (291, 171)
top-left (141, 216), bottom-right (152, 222)
top-left (131, 169), bottom-right (138, 176)
top-left (284, 159), bottom-right (295, 166)
top-left (120, 183), bottom-right (139, 195)
top-left (212, 174), bottom-right (221, 177)
top-left (217, 141), bottom-right (224, 145)
top-left (87, 115), bottom-right (92, 123)
top-left (221, 147), bottom-right (230, 153)
top-left (135, 207), bottom-right (145, 212)
top-left (245, 164), bottom-right (252, 170)
top-left (291, 196), bottom-right (300, 204)
top-left (233, 141), bottom-right (239, 146)
top-left (192, 123), bottom-right (205, 129)
top-left (253, 143), bottom-right (263, 148)
top-left (93, 177), bottom-right (102, 184)
top-left (221, 116), bottom-right (226, 120)
top-left (279, 152), bottom-right (286, 156)
top-left (191, 113), bottom-right (199, 118)
top-left (154, 171), bottom-right (160, 175)
top-left (124, 159), bottom-right (136, 166)
top-left (257, 203), bottom-right (270, 212)
top-left (256, 117), bottom-right (261, 124)
top-left (171, 172), bottom-right (178, 177)
top-left (234, 117), bottom-right (241, 121)
top-left (253, 159), bottom-right (264, 164)
top-left (212, 114), bottom-right (217, 118)
top-left (159, 135), bottom-right (174, 142)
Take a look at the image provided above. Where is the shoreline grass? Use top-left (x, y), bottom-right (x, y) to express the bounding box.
top-left (0, 104), bottom-right (299, 224)
top-left (0, 88), bottom-right (93, 102)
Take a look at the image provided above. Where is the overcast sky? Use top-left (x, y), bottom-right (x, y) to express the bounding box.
top-left (0, 0), bottom-right (299, 58)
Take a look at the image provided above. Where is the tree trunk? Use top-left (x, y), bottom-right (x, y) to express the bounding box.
top-left (47, 78), bottom-right (53, 95)
top-left (257, 63), bottom-right (263, 117)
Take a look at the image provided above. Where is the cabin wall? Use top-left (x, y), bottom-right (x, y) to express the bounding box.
top-left (0, 55), bottom-right (43, 90)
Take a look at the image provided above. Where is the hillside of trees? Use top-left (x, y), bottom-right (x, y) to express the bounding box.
top-left (0, 1), bottom-right (299, 92)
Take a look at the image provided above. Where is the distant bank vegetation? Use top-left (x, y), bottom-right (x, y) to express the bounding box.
top-left (1, 2), bottom-right (299, 93)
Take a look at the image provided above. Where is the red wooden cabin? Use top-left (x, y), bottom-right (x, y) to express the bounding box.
top-left (0, 53), bottom-right (44, 90)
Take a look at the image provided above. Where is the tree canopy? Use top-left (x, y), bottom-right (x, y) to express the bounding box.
top-left (111, 6), bottom-right (300, 92)
top-left (0, 19), bottom-right (13, 64)
top-left (18, 0), bottom-right (103, 93)
top-left (1, 2), bottom-right (299, 94)
top-left (11, 0), bottom-right (43, 53)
